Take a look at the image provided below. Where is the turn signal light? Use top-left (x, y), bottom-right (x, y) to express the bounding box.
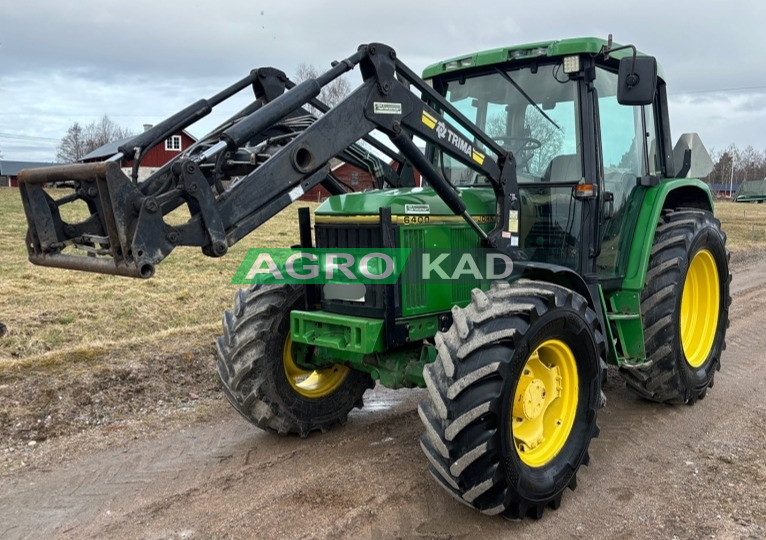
top-left (575, 183), bottom-right (595, 198)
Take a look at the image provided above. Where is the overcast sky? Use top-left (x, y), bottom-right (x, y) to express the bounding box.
top-left (1, 0), bottom-right (765, 162)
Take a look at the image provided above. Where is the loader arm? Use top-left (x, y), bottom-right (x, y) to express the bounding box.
top-left (19, 43), bottom-right (522, 279)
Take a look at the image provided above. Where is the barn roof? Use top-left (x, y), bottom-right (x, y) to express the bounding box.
top-left (710, 183), bottom-right (741, 191)
top-left (0, 159), bottom-right (57, 176)
top-left (79, 136), bottom-right (134, 161)
top-left (79, 130), bottom-right (198, 162)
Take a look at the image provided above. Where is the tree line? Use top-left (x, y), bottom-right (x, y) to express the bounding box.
top-left (56, 115), bottom-right (134, 163)
top-left (704, 145), bottom-right (766, 186)
top-left (55, 65), bottom-right (349, 164)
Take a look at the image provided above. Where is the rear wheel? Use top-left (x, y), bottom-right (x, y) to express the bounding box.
top-left (620, 209), bottom-right (730, 403)
top-left (216, 283), bottom-right (373, 437)
top-left (418, 280), bottom-right (605, 518)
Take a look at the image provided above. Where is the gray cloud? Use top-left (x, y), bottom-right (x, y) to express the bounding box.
top-left (732, 93), bottom-right (766, 113)
top-left (2, 0), bottom-right (765, 160)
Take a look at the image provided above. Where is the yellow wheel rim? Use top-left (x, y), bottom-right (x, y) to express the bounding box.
top-left (680, 249), bottom-right (720, 368)
top-left (512, 339), bottom-right (579, 468)
top-left (282, 336), bottom-right (349, 398)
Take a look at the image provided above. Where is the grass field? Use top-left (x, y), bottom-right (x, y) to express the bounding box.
top-left (1, 189), bottom-right (764, 364)
top-left (714, 200), bottom-right (766, 251)
top-left (0, 188), bottom-right (316, 364)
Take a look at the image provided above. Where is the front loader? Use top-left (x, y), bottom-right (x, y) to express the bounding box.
top-left (18, 37), bottom-right (730, 519)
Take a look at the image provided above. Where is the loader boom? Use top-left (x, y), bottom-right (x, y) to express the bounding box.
top-left (19, 43), bottom-right (521, 278)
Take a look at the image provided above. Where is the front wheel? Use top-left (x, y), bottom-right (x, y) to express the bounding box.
top-left (216, 283), bottom-right (373, 437)
top-left (419, 280), bottom-right (605, 518)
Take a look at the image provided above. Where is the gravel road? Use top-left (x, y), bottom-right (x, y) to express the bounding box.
top-left (2, 256), bottom-right (765, 539)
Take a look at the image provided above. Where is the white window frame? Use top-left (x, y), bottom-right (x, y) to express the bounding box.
top-left (165, 135), bottom-right (182, 152)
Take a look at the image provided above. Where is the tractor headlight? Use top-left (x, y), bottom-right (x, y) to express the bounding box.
top-left (444, 57), bottom-right (474, 71)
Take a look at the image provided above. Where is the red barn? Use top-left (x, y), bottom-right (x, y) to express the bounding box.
top-left (80, 132), bottom-right (419, 197)
top-left (80, 125), bottom-right (196, 181)
top-left (300, 161), bottom-right (378, 202)
top-left (0, 160), bottom-right (57, 187)
top-left (299, 160), bottom-right (423, 201)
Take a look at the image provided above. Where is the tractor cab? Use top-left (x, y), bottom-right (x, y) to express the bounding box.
top-left (423, 38), bottom-right (682, 283)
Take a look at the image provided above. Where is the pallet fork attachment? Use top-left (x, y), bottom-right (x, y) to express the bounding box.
top-left (19, 43), bottom-right (522, 278)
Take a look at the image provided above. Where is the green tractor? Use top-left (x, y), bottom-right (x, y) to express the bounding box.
top-left (19, 36), bottom-right (729, 518)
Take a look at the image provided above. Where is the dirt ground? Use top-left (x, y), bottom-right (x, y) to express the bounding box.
top-left (1, 253), bottom-right (766, 539)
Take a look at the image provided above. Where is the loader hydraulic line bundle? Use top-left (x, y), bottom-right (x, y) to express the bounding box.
top-left (18, 36), bottom-right (730, 519)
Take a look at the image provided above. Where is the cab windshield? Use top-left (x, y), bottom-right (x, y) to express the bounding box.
top-left (434, 63), bottom-right (582, 186)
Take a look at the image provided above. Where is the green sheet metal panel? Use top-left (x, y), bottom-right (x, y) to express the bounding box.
top-left (422, 37), bottom-right (665, 81)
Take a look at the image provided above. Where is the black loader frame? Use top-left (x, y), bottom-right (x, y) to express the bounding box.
top-left (19, 43), bottom-right (525, 279)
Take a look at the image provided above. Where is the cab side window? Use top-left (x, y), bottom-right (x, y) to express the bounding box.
top-left (645, 102), bottom-right (661, 176)
top-left (595, 67), bottom-right (659, 276)
top-left (596, 70), bottom-right (643, 178)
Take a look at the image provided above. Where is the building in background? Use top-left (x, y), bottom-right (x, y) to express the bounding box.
top-left (709, 183), bottom-right (741, 199)
top-left (300, 161), bottom-right (378, 202)
top-left (80, 124), bottom-right (196, 181)
top-left (300, 159), bottom-right (422, 202)
top-left (734, 178), bottom-right (766, 203)
top-left (0, 160), bottom-right (56, 187)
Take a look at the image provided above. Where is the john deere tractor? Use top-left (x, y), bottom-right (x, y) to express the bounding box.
top-left (19, 36), bottom-right (729, 518)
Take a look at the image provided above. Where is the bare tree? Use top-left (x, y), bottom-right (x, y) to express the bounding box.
top-left (86, 115), bottom-right (133, 151)
top-left (723, 144), bottom-right (740, 185)
top-left (706, 144), bottom-right (739, 187)
top-left (485, 114), bottom-right (506, 139)
top-left (486, 111), bottom-right (563, 175)
top-left (56, 115), bottom-right (133, 163)
top-left (56, 122), bottom-right (87, 163)
top-left (525, 111), bottom-right (563, 174)
top-left (294, 63), bottom-right (351, 113)
top-left (704, 146), bottom-right (721, 184)
top-left (739, 145), bottom-right (760, 182)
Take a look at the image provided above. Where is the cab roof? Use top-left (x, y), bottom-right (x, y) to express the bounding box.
top-left (422, 37), bottom-right (666, 81)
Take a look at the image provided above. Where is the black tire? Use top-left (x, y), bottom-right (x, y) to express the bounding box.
top-left (619, 209), bottom-right (731, 404)
top-left (216, 283), bottom-right (373, 437)
top-left (419, 280), bottom-right (605, 518)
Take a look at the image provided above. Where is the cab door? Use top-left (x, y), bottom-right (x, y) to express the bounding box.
top-left (594, 66), bottom-right (662, 279)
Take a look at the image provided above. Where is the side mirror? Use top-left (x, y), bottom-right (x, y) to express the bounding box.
top-left (617, 55), bottom-right (657, 105)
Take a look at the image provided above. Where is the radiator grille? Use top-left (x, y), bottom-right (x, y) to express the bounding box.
top-left (315, 223), bottom-right (386, 315)
top-left (450, 227), bottom-right (477, 304)
top-left (315, 224), bottom-right (382, 250)
top-left (401, 229), bottom-right (426, 309)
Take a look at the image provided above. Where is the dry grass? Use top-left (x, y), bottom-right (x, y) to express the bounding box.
top-left (1, 190), bottom-right (764, 365)
top-left (713, 200), bottom-right (766, 251)
top-left (0, 188), bottom-right (316, 363)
